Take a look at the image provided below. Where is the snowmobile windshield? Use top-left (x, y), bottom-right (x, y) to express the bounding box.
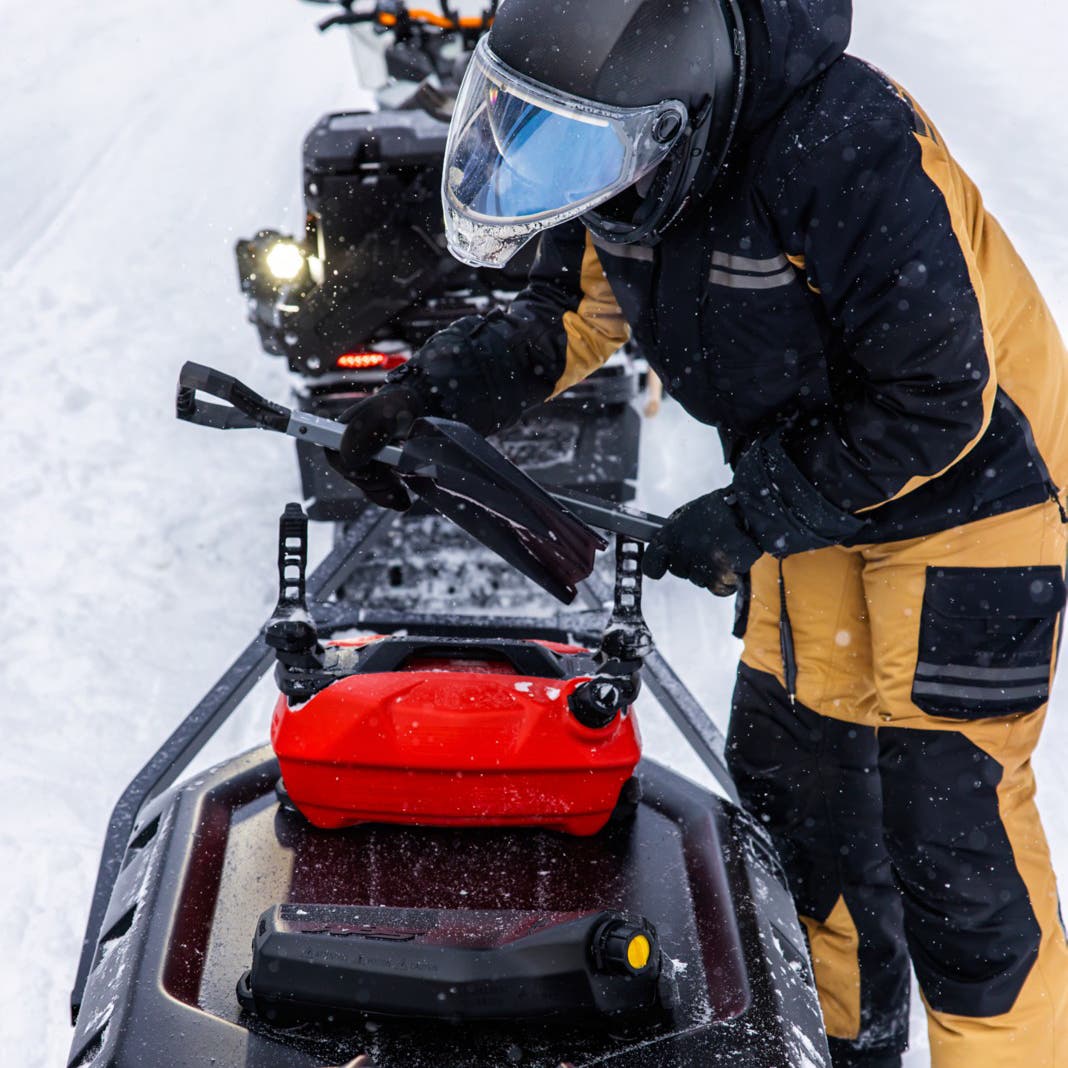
top-left (442, 39), bottom-right (687, 268)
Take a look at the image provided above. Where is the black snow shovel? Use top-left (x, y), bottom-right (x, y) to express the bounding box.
top-left (176, 362), bottom-right (667, 603)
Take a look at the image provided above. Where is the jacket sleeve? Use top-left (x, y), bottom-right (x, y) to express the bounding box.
top-left (733, 113), bottom-right (999, 554)
top-left (394, 219), bottom-right (630, 436)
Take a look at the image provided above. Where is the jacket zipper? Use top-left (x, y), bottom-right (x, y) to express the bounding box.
top-left (778, 559), bottom-right (798, 706)
top-left (1048, 482), bottom-right (1068, 524)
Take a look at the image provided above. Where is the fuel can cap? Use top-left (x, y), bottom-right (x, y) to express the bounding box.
top-left (592, 917), bottom-right (660, 977)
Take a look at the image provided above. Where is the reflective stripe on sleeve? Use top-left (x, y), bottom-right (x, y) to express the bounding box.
top-left (708, 266), bottom-right (797, 290)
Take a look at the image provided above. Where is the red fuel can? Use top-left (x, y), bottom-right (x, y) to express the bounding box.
top-left (271, 636), bottom-right (642, 836)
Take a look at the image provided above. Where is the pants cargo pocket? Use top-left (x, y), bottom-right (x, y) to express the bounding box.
top-left (912, 566), bottom-right (1066, 719)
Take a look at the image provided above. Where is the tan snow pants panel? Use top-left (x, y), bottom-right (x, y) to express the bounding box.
top-left (738, 502), bottom-right (1068, 1067)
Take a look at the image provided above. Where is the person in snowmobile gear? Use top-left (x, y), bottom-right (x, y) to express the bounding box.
top-left (333, 2), bottom-right (1068, 1065)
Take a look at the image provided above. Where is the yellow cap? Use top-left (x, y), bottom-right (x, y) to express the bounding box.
top-left (626, 933), bottom-right (652, 971)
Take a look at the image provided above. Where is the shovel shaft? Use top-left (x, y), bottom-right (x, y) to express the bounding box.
top-left (550, 491), bottom-right (665, 543)
top-left (285, 409), bottom-right (403, 468)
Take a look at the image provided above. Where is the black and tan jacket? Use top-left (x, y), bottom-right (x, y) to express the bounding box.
top-left (396, 0), bottom-right (1068, 553)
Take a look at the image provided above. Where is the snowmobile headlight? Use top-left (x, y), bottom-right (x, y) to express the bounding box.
top-left (265, 240), bottom-right (306, 282)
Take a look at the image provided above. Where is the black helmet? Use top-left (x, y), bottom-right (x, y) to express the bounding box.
top-left (441, 0), bottom-right (746, 267)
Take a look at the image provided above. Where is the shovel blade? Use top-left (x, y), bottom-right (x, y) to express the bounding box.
top-left (398, 419), bottom-right (608, 604)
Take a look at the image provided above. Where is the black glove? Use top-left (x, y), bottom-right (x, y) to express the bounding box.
top-left (328, 383), bottom-right (428, 511)
top-left (641, 489), bottom-right (762, 596)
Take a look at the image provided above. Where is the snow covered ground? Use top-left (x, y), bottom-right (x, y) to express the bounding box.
top-left (3, 2), bottom-right (1066, 1065)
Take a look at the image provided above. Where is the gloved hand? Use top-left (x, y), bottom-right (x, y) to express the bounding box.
top-left (641, 489), bottom-right (762, 595)
top-left (328, 383), bottom-right (428, 511)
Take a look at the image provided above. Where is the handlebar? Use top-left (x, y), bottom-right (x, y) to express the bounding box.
top-left (309, 0), bottom-right (494, 36)
top-left (379, 7), bottom-right (492, 30)
top-left (318, 11), bottom-right (377, 31)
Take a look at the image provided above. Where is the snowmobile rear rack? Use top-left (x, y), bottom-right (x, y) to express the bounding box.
top-left (173, 362), bottom-right (734, 785)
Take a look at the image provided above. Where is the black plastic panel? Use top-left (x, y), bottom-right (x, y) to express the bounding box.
top-left (238, 905), bottom-right (661, 1022)
top-left (70, 749), bottom-right (828, 1067)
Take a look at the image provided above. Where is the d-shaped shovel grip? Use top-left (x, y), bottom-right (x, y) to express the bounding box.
top-left (176, 361), bottom-right (402, 462)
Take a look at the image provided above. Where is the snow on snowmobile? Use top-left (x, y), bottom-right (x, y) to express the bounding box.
top-left (66, 365), bottom-right (831, 1068)
top-left (236, 0), bottom-right (642, 521)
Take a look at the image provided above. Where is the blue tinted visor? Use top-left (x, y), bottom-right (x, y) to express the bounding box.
top-left (459, 87), bottom-right (628, 218)
top-left (443, 40), bottom-right (686, 267)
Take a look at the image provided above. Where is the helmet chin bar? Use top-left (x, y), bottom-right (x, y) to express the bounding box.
top-left (584, 96), bottom-right (716, 246)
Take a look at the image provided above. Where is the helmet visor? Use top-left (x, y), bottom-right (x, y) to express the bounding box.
top-left (443, 39), bottom-right (687, 267)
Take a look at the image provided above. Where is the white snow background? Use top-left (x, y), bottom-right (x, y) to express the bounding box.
top-left (2, 2), bottom-right (1066, 1064)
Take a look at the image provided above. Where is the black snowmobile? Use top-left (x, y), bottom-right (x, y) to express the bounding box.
top-left (67, 366), bottom-right (830, 1068)
top-left (236, 0), bottom-right (642, 520)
